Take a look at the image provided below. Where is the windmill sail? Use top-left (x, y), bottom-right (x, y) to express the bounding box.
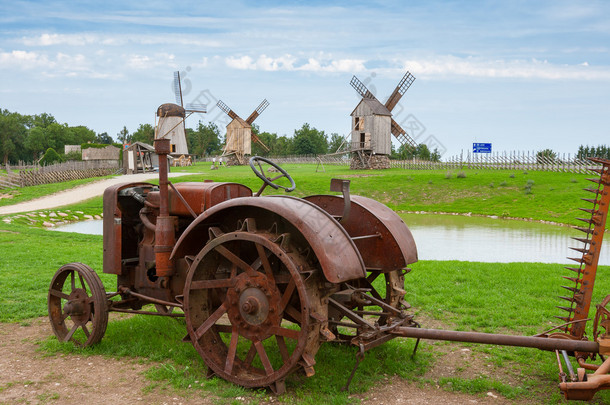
top-left (173, 71), bottom-right (183, 106)
top-left (216, 100), bottom-right (239, 120)
top-left (246, 99), bottom-right (270, 125)
top-left (350, 76), bottom-right (376, 100)
top-left (385, 71), bottom-right (415, 112)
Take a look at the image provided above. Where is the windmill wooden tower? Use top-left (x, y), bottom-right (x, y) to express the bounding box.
top-left (154, 71), bottom-right (206, 156)
top-left (217, 99), bottom-right (270, 165)
top-left (349, 71), bottom-right (417, 169)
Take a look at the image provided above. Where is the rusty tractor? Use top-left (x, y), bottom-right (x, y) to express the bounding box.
top-left (48, 139), bottom-right (610, 399)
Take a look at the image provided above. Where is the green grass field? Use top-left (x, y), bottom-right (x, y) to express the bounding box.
top-left (171, 163), bottom-right (601, 226)
top-left (1, 163), bottom-right (609, 403)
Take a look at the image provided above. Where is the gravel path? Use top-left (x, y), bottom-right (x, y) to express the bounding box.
top-left (0, 173), bottom-right (190, 215)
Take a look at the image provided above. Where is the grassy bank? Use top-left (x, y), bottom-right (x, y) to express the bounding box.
top-left (2, 220), bottom-right (610, 403)
top-left (172, 163), bottom-right (598, 226)
top-left (1, 163), bottom-right (603, 227)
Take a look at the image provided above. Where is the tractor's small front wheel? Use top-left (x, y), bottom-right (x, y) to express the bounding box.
top-left (48, 263), bottom-right (108, 347)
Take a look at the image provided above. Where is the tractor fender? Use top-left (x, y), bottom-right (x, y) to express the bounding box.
top-left (304, 195), bottom-right (417, 271)
top-left (171, 196), bottom-right (366, 283)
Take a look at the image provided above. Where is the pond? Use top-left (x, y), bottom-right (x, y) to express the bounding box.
top-left (400, 213), bottom-right (609, 265)
top-left (52, 215), bottom-right (610, 265)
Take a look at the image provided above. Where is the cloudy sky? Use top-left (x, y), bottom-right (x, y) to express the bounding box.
top-left (1, 0), bottom-right (609, 157)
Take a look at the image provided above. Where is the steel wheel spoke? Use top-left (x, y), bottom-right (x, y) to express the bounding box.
top-left (78, 273), bottom-right (87, 292)
top-left (275, 336), bottom-right (289, 362)
top-left (270, 326), bottom-right (299, 340)
top-left (255, 244), bottom-right (275, 283)
top-left (81, 325), bottom-right (90, 338)
top-left (49, 288), bottom-right (70, 300)
top-left (284, 305), bottom-right (302, 322)
top-left (224, 325), bottom-right (239, 374)
top-left (63, 323), bottom-right (79, 342)
top-left (254, 340), bottom-right (274, 376)
top-left (194, 302), bottom-right (227, 340)
top-left (244, 342), bottom-right (257, 368)
top-left (70, 271), bottom-right (76, 291)
top-left (280, 279), bottom-right (295, 312)
top-left (366, 271), bottom-right (380, 284)
top-left (214, 245), bottom-right (257, 276)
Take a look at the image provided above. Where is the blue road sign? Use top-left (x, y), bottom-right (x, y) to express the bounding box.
top-left (473, 143), bottom-right (492, 153)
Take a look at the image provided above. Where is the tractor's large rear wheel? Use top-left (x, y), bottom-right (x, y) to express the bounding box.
top-left (183, 225), bottom-right (323, 393)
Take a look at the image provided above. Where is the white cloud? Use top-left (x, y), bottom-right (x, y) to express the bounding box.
top-left (0, 50), bottom-right (50, 68)
top-left (222, 53), bottom-right (610, 80)
top-left (126, 53), bottom-right (176, 70)
top-left (0, 49), bottom-right (115, 78)
top-left (20, 32), bottom-right (224, 48)
top-left (22, 33), bottom-right (97, 47)
top-left (224, 54), bottom-right (366, 73)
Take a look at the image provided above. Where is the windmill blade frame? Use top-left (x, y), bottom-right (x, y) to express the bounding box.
top-left (173, 71), bottom-right (183, 107)
top-left (390, 119), bottom-right (417, 149)
top-left (216, 100), bottom-right (238, 120)
top-left (185, 103), bottom-right (207, 114)
top-left (385, 71), bottom-right (415, 112)
top-left (246, 99), bottom-right (270, 125)
top-left (350, 76), bottom-right (377, 100)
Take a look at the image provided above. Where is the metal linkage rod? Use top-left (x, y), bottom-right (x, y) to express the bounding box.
top-left (392, 327), bottom-right (599, 353)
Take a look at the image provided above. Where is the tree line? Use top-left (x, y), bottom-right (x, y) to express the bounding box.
top-left (2, 108), bottom-right (472, 165)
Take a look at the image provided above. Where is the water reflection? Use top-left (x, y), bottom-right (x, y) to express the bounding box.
top-left (52, 216), bottom-right (609, 265)
top-left (400, 213), bottom-right (609, 265)
top-left (52, 220), bottom-right (103, 236)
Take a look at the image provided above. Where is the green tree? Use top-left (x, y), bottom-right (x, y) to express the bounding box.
top-left (188, 121), bottom-right (222, 156)
top-left (117, 126), bottom-right (131, 144)
top-left (31, 112), bottom-right (56, 128)
top-left (0, 110), bottom-right (27, 165)
top-left (292, 123), bottom-right (328, 155)
top-left (24, 126), bottom-right (48, 160)
top-left (392, 143), bottom-right (437, 161)
top-left (39, 147), bottom-right (62, 165)
top-left (131, 123), bottom-right (155, 144)
top-left (71, 125), bottom-right (96, 144)
top-left (273, 136), bottom-right (293, 156)
top-left (44, 122), bottom-right (73, 151)
top-left (327, 133), bottom-right (345, 154)
top-left (536, 149), bottom-right (556, 163)
top-left (96, 132), bottom-right (113, 144)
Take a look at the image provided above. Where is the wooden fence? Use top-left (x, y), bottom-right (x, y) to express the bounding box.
top-left (1, 160), bottom-right (120, 189)
top-left (197, 152), bottom-right (603, 173)
top-left (391, 151), bottom-right (602, 173)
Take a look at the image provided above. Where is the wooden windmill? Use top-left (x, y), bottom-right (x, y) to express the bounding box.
top-left (217, 99), bottom-right (270, 165)
top-left (154, 71), bottom-right (206, 156)
top-left (349, 71), bottom-right (416, 169)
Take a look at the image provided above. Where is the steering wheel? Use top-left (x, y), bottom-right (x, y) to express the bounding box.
top-left (249, 156), bottom-right (296, 194)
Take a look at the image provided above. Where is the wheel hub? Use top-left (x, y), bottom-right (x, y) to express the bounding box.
top-left (226, 272), bottom-right (281, 340)
top-left (63, 288), bottom-right (91, 325)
